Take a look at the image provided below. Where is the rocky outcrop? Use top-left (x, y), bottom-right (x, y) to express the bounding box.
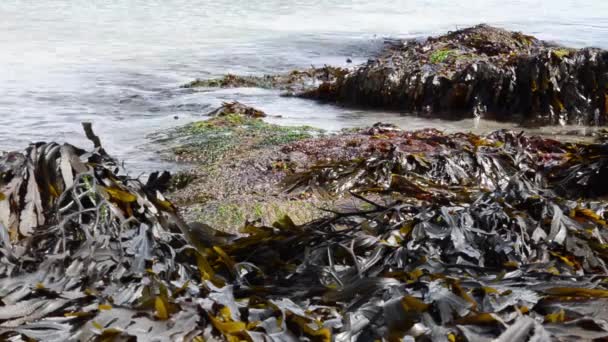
top-left (207, 101), bottom-right (267, 118)
top-left (301, 24), bottom-right (608, 125)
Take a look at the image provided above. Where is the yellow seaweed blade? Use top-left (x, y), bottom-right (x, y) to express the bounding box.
top-left (104, 186), bottom-right (137, 203)
top-left (545, 287), bottom-right (608, 298)
top-left (290, 315), bottom-right (331, 342)
top-left (549, 251), bottom-right (580, 269)
top-left (98, 303), bottom-right (112, 311)
top-left (209, 315), bottom-right (247, 335)
top-left (570, 207), bottom-right (606, 225)
top-left (452, 282), bottom-right (477, 310)
top-left (545, 309), bottom-right (566, 323)
top-left (456, 313), bottom-right (499, 325)
top-left (196, 252), bottom-right (225, 287)
top-left (48, 184), bottom-right (60, 198)
top-left (155, 296), bottom-right (169, 320)
top-left (400, 295), bottom-right (430, 312)
top-left (273, 214), bottom-right (298, 231)
top-left (213, 246), bottom-right (236, 269)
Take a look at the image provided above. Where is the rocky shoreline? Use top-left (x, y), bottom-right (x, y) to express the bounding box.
top-left (3, 25), bottom-right (608, 341)
top-left (4, 107), bottom-right (608, 340)
top-left (188, 25), bottom-right (608, 126)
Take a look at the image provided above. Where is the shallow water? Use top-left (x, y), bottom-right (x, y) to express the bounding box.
top-left (2, 0), bottom-right (608, 172)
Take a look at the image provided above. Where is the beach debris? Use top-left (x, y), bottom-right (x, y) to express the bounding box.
top-left (2, 124), bottom-right (608, 340)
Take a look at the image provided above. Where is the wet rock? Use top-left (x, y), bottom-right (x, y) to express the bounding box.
top-left (300, 24), bottom-right (608, 126)
top-left (207, 101), bottom-right (267, 118)
top-left (183, 66), bottom-right (349, 95)
top-left (365, 122), bottom-right (402, 135)
top-left (153, 104), bottom-right (323, 166)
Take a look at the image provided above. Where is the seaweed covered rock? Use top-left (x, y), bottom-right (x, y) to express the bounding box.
top-left (283, 124), bottom-right (608, 198)
top-left (155, 107), bottom-right (322, 164)
top-left (302, 24), bottom-right (608, 125)
top-left (182, 66), bottom-right (348, 95)
top-left (154, 106), bottom-right (327, 230)
top-left (207, 101), bottom-right (267, 118)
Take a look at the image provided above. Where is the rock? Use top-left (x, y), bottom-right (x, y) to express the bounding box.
top-left (0, 152), bottom-right (26, 186)
top-left (182, 66), bottom-right (349, 95)
top-left (286, 151), bottom-right (309, 171)
top-left (365, 122), bottom-right (402, 135)
top-left (300, 24), bottom-right (608, 126)
top-left (207, 101), bottom-right (267, 118)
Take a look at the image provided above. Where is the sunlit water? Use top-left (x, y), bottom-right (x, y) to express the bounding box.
top-left (2, 0), bottom-right (608, 172)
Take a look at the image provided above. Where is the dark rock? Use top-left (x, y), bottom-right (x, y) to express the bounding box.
top-left (207, 101), bottom-right (267, 118)
top-left (365, 122), bottom-right (402, 135)
top-left (300, 24), bottom-right (608, 126)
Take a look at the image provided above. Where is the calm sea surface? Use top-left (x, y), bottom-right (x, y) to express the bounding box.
top-left (2, 0), bottom-right (608, 172)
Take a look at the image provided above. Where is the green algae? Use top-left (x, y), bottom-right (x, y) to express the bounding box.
top-left (552, 48), bottom-right (574, 59)
top-left (171, 114), bottom-right (323, 164)
top-left (181, 66), bottom-right (350, 94)
top-left (181, 74), bottom-right (271, 89)
top-left (429, 48), bottom-right (457, 63)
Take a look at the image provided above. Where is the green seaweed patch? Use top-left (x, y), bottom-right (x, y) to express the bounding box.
top-left (181, 74), bottom-right (277, 89)
top-left (171, 114), bottom-right (323, 164)
top-left (429, 49), bottom-right (457, 64)
top-left (552, 48), bottom-right (574, 59)
top-left (256, 124), bottom-right (320, 147)
top-left (181, 79), bottom-right (219, 88)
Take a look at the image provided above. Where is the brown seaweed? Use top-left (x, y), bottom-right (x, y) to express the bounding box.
top-left (2, 124), bottom-right (608, 341)
top-left (299, 25), bottom-right (608, 125)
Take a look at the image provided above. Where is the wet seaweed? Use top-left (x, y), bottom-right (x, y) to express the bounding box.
top-left (2, 124), bottom-right (608, 341)
top-left (300, 25), bottom-right (608, 125)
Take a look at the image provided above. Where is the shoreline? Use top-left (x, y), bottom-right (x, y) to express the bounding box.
top-left (3, 24), bottom-right (608, 341)
top-left (4, 111), bottom-right (608, 340)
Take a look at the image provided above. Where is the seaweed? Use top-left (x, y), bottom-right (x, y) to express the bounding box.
top-left (181, 67), bottom-right (349, 96)
top-left (2, 124), bottom-right (608, 341)
top-left (429, 49), bottom-right (456, 64)
top-left (299, 25), bottom-right (608, 125)
top-left (158, 104), bottom-right (323, 164)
